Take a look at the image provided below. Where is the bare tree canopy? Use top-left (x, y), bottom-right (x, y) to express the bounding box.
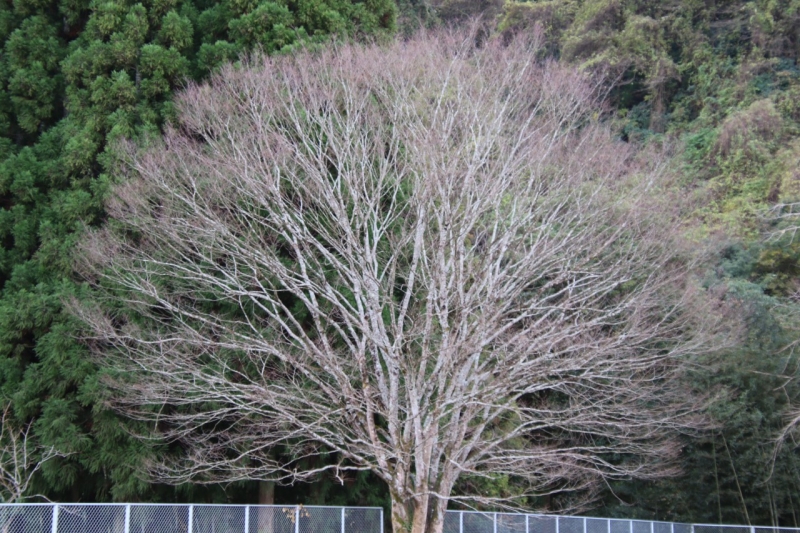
top-left (74, 28), bottom-right (728, 533)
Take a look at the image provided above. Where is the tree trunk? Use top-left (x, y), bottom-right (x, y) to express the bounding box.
top-left (391, 493), bottom-right (411, 533)
top-left (257, 481), bottom-right (275, 533)
top-left (258, 480), bottom-right (275, 504)
top-left (428, 497), bottom-right (448, 533)
top-left (649, 84), bottom-right (665, 133)
top-left (410, 499), bottom-right (430, 533)
top-left (391, 491), bottom-right (445, 533)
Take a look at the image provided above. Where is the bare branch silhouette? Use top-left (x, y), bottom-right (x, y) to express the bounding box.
top-left (0, 404), bottom-right (69, 503)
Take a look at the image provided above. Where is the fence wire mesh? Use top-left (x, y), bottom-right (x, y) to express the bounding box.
top-left (444, 512), bottom-right (800, 533)
top-left (0, 505), bottom-right (382, 533)
top-left (1, 505), bottom-right (798, 533)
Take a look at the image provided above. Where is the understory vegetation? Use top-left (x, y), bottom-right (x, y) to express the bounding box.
top-left (486, 0), bottom-right (800, 524)
top-left (2, 0), bottom-right (800, 527)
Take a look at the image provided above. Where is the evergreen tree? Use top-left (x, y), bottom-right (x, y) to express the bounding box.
top-left (0, 0), bottom-right (395, 502)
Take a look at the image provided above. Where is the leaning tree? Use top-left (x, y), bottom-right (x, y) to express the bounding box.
top-left (74, 28), bottom-right (727, 533)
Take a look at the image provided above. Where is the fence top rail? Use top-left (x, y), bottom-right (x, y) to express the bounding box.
top-left (693, 525), bottom-right (800, 531)
top-left (456, 511), bottom-right (684, 526)
top-left (0, 503), bottom-right (383, 509)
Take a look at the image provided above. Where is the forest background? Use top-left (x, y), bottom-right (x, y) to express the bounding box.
top-left (2, 0), bottom-right (800, 526)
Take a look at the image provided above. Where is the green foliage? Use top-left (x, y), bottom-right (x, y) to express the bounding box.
top-left (596, 241), bottom-right (800, 525)
top-left (0, 0), bottom-right (395, 504)
top-left (492, 1), bottom-right (800, 523)
top-left (497, 0), bottom-right (800, 235)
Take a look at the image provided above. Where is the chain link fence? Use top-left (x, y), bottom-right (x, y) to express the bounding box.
top-left (2, 505), bottom-right (798, 533)
top-left (442, 512), bottom-right (800, 533)
top-left (0, 504), bottom-right (383, 533)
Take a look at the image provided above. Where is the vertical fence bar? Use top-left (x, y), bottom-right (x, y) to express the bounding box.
top-left (526, 515), bottom-right (530, 533)
top-left (295, 506), bottom-right (300, 533)
top-left (608, 518), bottom-right (612, 533)
top-left (188, 505), bottom-right (194, 533)
top-left (380, 507), bottom-right (384, 533)
top-left (244, 506), bottom-right (249, 533)
top-left (51, 504), bottom-right (59, 533)
top-left (556, 517), bottom-right (560, 533)
top-left (584, 517), bottom-right (588, 533)
top-left (341, 507), bottom-right (345, 533)
top-left (629, 520), bottom-right (633, 533)
top-left (460, 511), bottom-right (464, 533)
top-left (651, 521), bottom-right (654, 533)
top-left (124, 504), bottom-right (131, 533)
top-left (494, 513), bottom-right (498, 533)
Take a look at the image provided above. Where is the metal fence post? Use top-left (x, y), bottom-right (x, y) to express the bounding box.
top-left (188, 505), bottom-right (194, 533)
top-left (380, 507), bottom-right (384, 533)
top-left (341, 507), bottom-right (345, 533)
top-left (51, 504), bottom-right (59, 533)
top-left (556, 517), bottom-right (560, 533)
top-left (244, 506), bottom-right (249, 533)
top-left (526, 515), bottom-right (530, 533)
top-left (124, 505), bottom-right (131, 533)
top-left (460, 511), bottom-right (464, 533)
top-left (295, 506), bottom-right (300, 533)
top-left (494, 513), bottom-right (498, 533)
top-left (584, 517), bottom-right (588, 533)
top-left (651, 521), bottom-right (654, 533)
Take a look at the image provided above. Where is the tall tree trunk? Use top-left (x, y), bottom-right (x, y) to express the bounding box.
top-left (391, 492), bottom-right (411, 533)
top-left (410, 498), bottom-right (430, 533)
top-left (258, 480), bottom-right (275, 504)
top-left (391, 492), bottom-right (440, 533)
top-left (428, 497), bottom-right (448, 533)
top-left (649, 84), bottom-right (665, 133)
top-left (257, 481), bottom-right (275, 533)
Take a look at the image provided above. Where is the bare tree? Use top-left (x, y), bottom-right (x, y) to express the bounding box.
top-left (0, 404), bottom-right (67, 502)
top-left (74, 28), bottom-right (727, 533)
top-left (768, 202), bottom-right (800, 242)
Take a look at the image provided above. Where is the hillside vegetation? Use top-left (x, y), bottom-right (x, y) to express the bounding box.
top-left (2, 0), bottom-right (800, 526)
top-left (484, 0), bottom-right (800, 524)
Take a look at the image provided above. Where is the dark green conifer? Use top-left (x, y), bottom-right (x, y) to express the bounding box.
top-left (0, 0), bottom-right (395, 502)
